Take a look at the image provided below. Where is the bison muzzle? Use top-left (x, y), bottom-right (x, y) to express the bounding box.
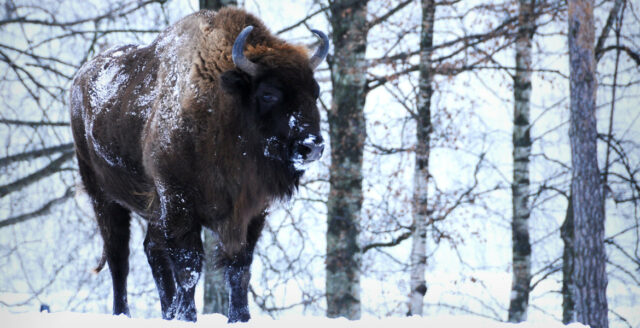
top-left (69, 8), bottom-right (328, 322)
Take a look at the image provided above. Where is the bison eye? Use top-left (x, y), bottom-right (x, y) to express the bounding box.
top-left (261, 94), bottom-right (279, 103)
top-left (255, 83), bottom-right (282, 115)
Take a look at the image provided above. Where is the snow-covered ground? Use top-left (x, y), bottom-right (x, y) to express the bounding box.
top-left (1, 310), bottom-right (588, 328)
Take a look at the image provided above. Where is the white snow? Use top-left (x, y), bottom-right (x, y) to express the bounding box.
top-left (80, 60), bottom-right (130, 168)
top-left (70, 84), bottom-right (83, 118)
top-left (150, 22), bottom-right (197, 150)
top-left (0, 310), bottom-right (588, 328)
top-left (291, 152), bottom-right (305, 170)
top-left (291, 135), bottom-right (318, 171)
top-left (264, 136), bottom-right (279, 158)
top-left (288, 114), bottom-right (309, 134)
top-left (288, 115), bottom-right (297, 129)
top-left (302, 135), bottom-right (317, 145)
top-left (135, 74), bottom-right (158, 113)
top-left (80, 53), bottom-right (131, 168)
top-left (90, 62), bottom-right (128, 109)
top-left (90, 137), bottom-right (126, 168)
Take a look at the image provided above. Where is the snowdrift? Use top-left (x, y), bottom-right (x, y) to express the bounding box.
top-left (1, 310), bottom-right (588, 328)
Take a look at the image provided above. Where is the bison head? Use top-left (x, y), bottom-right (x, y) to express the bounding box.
top-left (221, 26), bottom-right (328, 175)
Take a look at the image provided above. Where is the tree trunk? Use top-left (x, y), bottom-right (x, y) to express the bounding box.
top-left (561, 192), bottom-right (576, 324)
top-left (202, 229), bottom-right (229, 315)
top-left (408, 0), bottom-right (435, 317)
top-left (326, 0), bottom-right (368, 320)
top-left (199, 0), bottom-right (236, 317)
top-left (508, 0), bottom-right (534, 322)
top-left (199, 0), bottom-right (237, 10)
top-left (567, 1), bottom-right (608, 327)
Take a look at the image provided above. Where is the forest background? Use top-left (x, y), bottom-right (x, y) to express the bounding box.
top-left (0, 1), bottom-right (638, 327)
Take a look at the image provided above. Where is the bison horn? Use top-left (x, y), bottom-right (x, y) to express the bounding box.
top-left (232, 26), bottom-right (259, 77)
top-left (309, 29), bottom-right (329, 71)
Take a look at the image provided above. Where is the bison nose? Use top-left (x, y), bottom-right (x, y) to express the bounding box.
top-left (298, 137), bottom-right (324, 162)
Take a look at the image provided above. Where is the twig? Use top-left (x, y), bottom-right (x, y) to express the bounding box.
top-left (0, 150), bottom-right (74, 198)
top-left (0, 187), bottom-right (74, 229)
top-left (0, 143), bottom-right (74, 168)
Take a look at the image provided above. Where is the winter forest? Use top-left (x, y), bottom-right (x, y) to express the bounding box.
top-left (0, 0), bottom-right (638, 327)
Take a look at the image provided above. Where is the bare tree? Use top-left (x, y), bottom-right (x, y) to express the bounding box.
top-left (326, 0), bottom-right (369, 319)
top-left (407, 0), bottom-right (435, 317)
top-left (508, 0), bottom-right (535, 322)
top-left (567, 0), bottom-right (608, 327)
top-left (561, 0), bottom-right (637, 325)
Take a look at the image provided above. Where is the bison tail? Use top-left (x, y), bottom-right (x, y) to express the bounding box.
top-left (91, 248), bottom-right (107, 274)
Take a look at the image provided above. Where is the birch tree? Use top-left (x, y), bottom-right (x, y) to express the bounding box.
top-left (508, 0), bottom-right (534, 322)
top-left (408, 0), bottom-right (435, 317)
top-left (326, 0), bottom-right (369, 319)
top-left (567, 0), bottom-right (608, 327)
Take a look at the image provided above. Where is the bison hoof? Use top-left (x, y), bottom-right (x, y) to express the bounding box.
top-left (113, 305), bottom-right (130, 317)
top-left (227, 308), bottom-right (250, 323)
top-left (161, 311), bottom-right (176, 320)
top-left (176, 310), bottom-right (197, 322)
top-left (176, 304), bottom-right (197, 322)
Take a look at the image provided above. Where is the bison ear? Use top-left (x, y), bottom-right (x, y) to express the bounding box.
top-left (221, 70), bottom-right (250, 95)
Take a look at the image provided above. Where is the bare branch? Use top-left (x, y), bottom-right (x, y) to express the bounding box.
top-left (362, 229), bottom-right (412, 253)
top-left (276, 6), bottom-right (328, 35)
top-left (0, 0), bottom-right (167, 28)
top-left (367, 0), bottom-right (413, 30)
top-left (0, 143), bottom-right (74, 168)
top-left (0, 150), bottom-right (74, 198)
top-left (0, 119), bottom-right (70, 127)
top-left (0, 187), bottom-right (73, 229)
top-left (595, 0), bottom-right (626, 62)
top-left (598, 45), bottom-right (640, 66)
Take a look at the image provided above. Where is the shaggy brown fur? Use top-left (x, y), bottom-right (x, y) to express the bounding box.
top-left (70, 8), bottom-right (324, 322)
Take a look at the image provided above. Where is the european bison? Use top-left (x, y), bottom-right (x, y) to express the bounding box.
top-left (70, 8), bottom-right (327, 322)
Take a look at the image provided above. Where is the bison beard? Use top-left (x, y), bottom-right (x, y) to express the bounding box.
top-left (69, 8), bottom-right (328, 323)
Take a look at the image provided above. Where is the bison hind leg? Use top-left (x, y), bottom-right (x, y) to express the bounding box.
top-left (143, 228), bottom-right (177, 320)
top-left (94, 198), bottom-right (132, 316)
top-left (78, 158), bottom-right (132, 316)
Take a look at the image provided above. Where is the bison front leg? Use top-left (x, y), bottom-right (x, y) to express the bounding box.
top-left (166, 228), bottom-right (203, 322)
top-left (152, 187), bottom-right (204, 322)
top-left (223, 214), bottom-right (266, 323)
top-left (225, 263), bottom-right (250, 323)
